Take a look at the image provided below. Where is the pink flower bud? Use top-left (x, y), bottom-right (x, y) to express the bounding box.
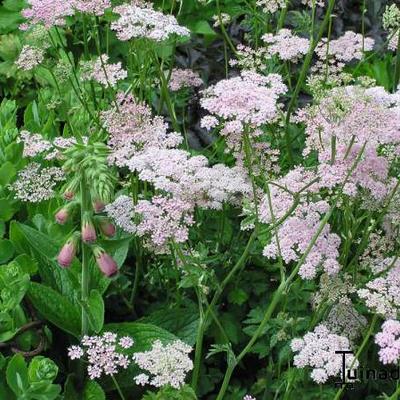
top-left (99, 219), bottom-right (116, 237)
top-left (82, 220), bottom-right (97, 243)
top-left (64, 190), bottom-right (75, 201)
top-left (55, 208), bottom-right (69, 224)
top-left (93, 199), bottom-right (105, 213)
top-left (57, 237), bottom-right (78, 268)
top-left (94, 248), bottom-right (118, 277)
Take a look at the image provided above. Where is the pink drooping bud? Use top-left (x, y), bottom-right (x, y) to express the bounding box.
top-left (98, 218), bottom-right (116, 237)
top-left (82, 216), bottom-right (97, 243)
top-left (64, 190), bottom-right (75, 201)
top-left (55, 208), bottom-right (69, 224)
top-left (57, 234), bottom-right (79, 268)
top-left (93, 199), bottom-right (105, 213)
top-left (93, 247), bottom-right (118, 277)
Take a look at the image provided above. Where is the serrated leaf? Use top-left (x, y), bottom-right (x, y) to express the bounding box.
top-left (83, 380), bottom-right (106, 400)
top-left (28, 282), bottom-right (81, 337)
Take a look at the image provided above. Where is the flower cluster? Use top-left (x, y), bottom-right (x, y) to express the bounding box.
top-left (256, 0), bottom-right (286, 14)
top-left (133, 340), bottom-right (193, 388)
top-left (126, 148), bottom-right (252, 210)
top-left (291, 324), bottom-right (358, 384)
top-left (21, 0), bottom-right (74, 29)
top-left (68, 332), bottom-right (133, 379)
top-left (262, 29), bottom-right (310, 62)
top-left (324, 298), bottom-right (367, 342)
top-left (102, 93), bottom-right (182, 167)
top-left (105, 195), bottom-right (136, 234)
top-left (316, 31), bottom-right (374, 63)
top-left (111, 2), bottom-right (190, 42)
top-left (358, 264), bottom-right (400, 319)
top-left (200, 71), bottom-right (286, 153)
top-left (297, 85), bottom-right (400, 200)
top-left (18, 130), bottom-right (52, 157)
top-left (73, 0), bottom-right (111, 16)
top-left (259, 168), bottom-right (341, 280)
top-left (15, 45), bottom-right (44, 71)
top-left (81, 55), bottom-right (127, 88)
top-left (134, 196), bottom-right (194, 253)
top-left (168, 68), bottom-right (203, 92)
top-left (10, 163), bottom-right (65, 203)
top-left (375, 319), bottom-right (400, 365)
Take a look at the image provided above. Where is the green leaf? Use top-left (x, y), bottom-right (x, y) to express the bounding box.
top-left (0, 239), bottom-right (14, 264)
top-left (190, 20), bottom-right (216, 36)
top-left (227, 287), bottom-right (248, 306)
top-left (28, 282), bottom-right (81, 337)
top-left (14, 254), bottom-right (38, 275)
top-left (140, 305), bottom-right (199, 345)
top-left (0, 198), bottom-right (15, 221)
top-left (6, 354), bottom-right (28, 396)
top-left (0, 161), bottom-right (16, 186)
top-left (10, 222), bottom-right (80, 300)
top-left (83, 380), bottom-right (105, 400)
top-left (86, 290), bottom-right (104, 334)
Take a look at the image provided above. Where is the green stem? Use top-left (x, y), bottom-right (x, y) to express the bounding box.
top-left (393, 29), bottom-right (400, 92)
top-left (111, 375), bottom-right (126, 400)
top-left (80, 173), bottom-right (90, 337)
top-left (333, 314), bottom-right (378, 400)
top-left (284, 0), bottom-right (336, 164)
top-left (215, 142), bottom-right (366, 400)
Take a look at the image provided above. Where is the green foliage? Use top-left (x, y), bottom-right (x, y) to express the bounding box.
top-left (6, 354), bottom-right (61, 400)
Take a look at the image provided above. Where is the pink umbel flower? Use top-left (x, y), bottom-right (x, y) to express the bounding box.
top-left (73, 0), bottom-right (111, 16)
top-left (256, 0), bottom-right (286, 14)
top-left (243, 396), bottom-right (256, 400)
top-left (291, 324), bottom-right (358, 384)
top-left (21, 0), bottom-right (74, 29)
top-left (358, 264), bottom-right (400, 319)
top-left (200, 71), bottom-right (286, 154)
top-left (15, 45), bottom-right (44, 71)
top-left (102, 93), bottom-right (182, 167)
top-left (105, 195), bottom-right (136, 234)
top-left (81, 55), bottom-right (127, 88)
top-left (133, 340), bottom-right (193, 388)
top-left (111, 2), bottom-right (190, 42)
top-left (67, 332), bottom-right (133, 379)
top-left (168, 68), bottom-right (203, 92)
top-left (316, 31), bottom-right (374, 63)
top-left (57, 233), bottom-right (79, 268)
top-left (93, 247), bottom-right (118, 277)
top-left (259, 167), bottom-right (340, 280)
top-left (134, 195), bottom-right (195, 253)
top-left (375, 320), bottom-right (400, 364)
top-left (17, 130), bottom-right (52, 157)
top-left (126, 148), bottom-right (252, 210)
top-left (262, 29), bottom-right (310, 62)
